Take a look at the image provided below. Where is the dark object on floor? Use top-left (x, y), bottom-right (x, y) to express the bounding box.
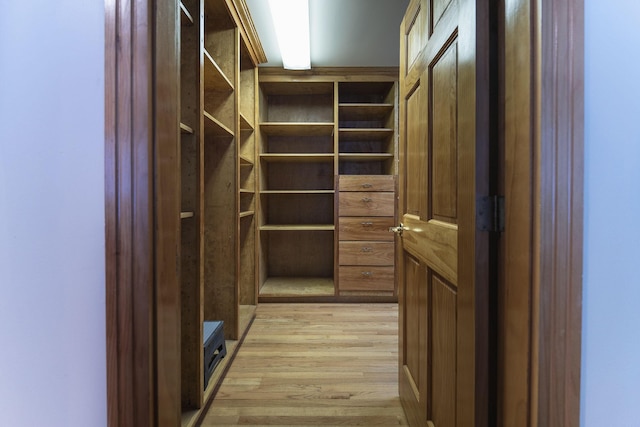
top-left (203, 320), bottom-right (226, 389)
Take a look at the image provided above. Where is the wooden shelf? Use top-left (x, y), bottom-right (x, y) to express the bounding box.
top-left (240, 113), bottom-right (254, 131)
top-left (260, 224), bottom-right (335, 231)
top-left (240, 155), bottom-right (253, 166)
top-left (260, 122), bottom-right (334, 136)
top-left (180, 2), bottom-right (194, 26)
top-left (260, 190), bottom-right (334, 194)
top-left (259, 81), bottom-right (334, 96)
top-left (339, 153), bottom-right (395, 161)
top-left (240, 211), bottom-right (255, 218)
top-left (239, 189), bottom-right (254, 194)
top-left (204, 111), bottom-right (234, 137)
top-left (259, 277), bottom-right (335, 297)
top-left (180, 211), bottom-right (195, 219)
top-left (338, 128), bottom-right (394, 140)
top-left (204, 49), bottom-right (234, 93)
top-left (180, 122), bottom-right (194, 134)
top-left (339, 103), bottom-right (394, 121)
top-left (260, 153), bottom-right (334, 163)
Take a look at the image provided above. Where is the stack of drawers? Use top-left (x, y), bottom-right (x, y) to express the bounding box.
top-left (337, 175), bottom-right (396, 294)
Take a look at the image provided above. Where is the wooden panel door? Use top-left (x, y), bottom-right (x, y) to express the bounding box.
top-left (397, 0), bottom-right (491, 426)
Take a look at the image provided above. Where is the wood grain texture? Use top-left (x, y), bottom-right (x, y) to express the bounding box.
top-left (338, 217), bottom-right (395, 241)
top-left (180, 0), bottom-right (205, 411)
top-left (199, 303), bottom-right (408, 426)
top-left (500, 0), bottom-right (534, 424)
top-left (204, 134), bottom-right (239, 337)
top-left (431, 275), bottom-right (457, 427)
top-left (106, 0), bottom-right (155, 424)
top-left (404, 77), bottom-right (427, 218)
top-left (430, 40), bottom-right (458, 223)
top-left (402, 215), bottom-right (457, 285)
top-left (338, 192), bottom-right (395, 217)
top-left (259, 277), bottom-right (335, 297)
top-left (338, 175), bottom-right (395, 192)
top-left (339, 241), bottom-right (395, 266)
top-left (537, 0), bottom-right (584, 425)
top-left (155, 0), bottom-right (182, 424)
top-left (456, 0), bottom-right (493, 424)
top-left (204, 0), bottom-right (236, 86)
top-left (338, 266), bottom-right (395, 291)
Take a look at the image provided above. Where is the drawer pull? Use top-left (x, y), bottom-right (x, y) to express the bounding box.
top-left (361, 183), bottom-right (373, 188)
top-left (361, 247), bottom-right (373, 252)
top-left (361, 197), bottom-right (373, 202)
top-left (361, 221), bottom-right (373, 227)
top-left (361, 271), bottom-right (373, 277)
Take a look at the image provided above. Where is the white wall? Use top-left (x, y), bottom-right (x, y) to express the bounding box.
top-left (582, 0), bottom-right (640, 425)
top-left (0, 1), bottom-right (106, 426)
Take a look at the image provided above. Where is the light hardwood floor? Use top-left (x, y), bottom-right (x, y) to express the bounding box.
top-left (199, 303), bottom-right (408, 426)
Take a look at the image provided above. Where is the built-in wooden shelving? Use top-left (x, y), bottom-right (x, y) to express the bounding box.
top-left (256, 69), bottom-right (397, 301)
top-left (178, 0), bottom-right (265, 423)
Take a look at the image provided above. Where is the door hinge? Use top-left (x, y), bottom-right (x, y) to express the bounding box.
top-left (477, 195), bottom-right (505, 233)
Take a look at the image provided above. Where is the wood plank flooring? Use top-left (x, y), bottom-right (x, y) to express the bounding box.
top-left (199, 303), bottom-right (408, 426)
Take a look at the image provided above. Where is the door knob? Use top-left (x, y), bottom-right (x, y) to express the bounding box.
top-left (389, 223), bottom-right (405, 236)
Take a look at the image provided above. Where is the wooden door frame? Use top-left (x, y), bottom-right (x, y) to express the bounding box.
top-left (501, 0), bottom-right (584, 425)
top-left (534, 0), bottom-right (584, 424)
top-left (105, 0), bottom-right (181, 426)
top-left (104, 0), bottom-right (584, 426)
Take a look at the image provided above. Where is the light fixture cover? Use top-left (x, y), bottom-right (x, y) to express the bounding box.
top-left (268, 0), bottom-right (311, 70)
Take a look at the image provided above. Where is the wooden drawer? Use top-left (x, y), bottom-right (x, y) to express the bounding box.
top-left (338, 241), bottom-right (395, 266)
top-left (339, 191), bottom-right (395, 216)
top-left (338, 217), bottom-right (395, 241)
top-left (339, 175), bottom-right (395, 192)
top-left (338, 266), bottom-right (395, 291)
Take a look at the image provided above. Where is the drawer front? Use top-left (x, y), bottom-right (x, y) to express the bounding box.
top-left (339, 241), bottom-right (395, 266)
top-left (339, 175), bottom-right (395, 192)
top-left (339, 191), bottom-right (395, 217)
top-left (338, 217), bottom-right (395, 241)
top-left (338, 266), bottom-right (395, 291)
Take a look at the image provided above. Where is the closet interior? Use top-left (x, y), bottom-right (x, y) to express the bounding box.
top-left (177, 0), bottom-right (399, 425)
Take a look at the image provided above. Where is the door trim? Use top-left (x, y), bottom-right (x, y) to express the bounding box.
top-left (501, 0), bottom-right (584, 425)
top-left (105, 0), bottom-right (181, 425)
top-left (535, 0), bottom-right (584, 424)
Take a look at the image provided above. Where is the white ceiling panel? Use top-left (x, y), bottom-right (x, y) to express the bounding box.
top-left (245, 0), bottom-right (410, 68)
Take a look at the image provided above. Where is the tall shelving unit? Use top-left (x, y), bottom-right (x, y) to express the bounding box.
top-left (255, 68), bottom-right (398, 301)
top-left (178, 0), bottom-right (265, 424)
top-left (257, 81), bottom-right (336, 297)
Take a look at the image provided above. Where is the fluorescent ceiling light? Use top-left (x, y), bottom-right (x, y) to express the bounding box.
top-left (268, 0), bottom-right (311, 70)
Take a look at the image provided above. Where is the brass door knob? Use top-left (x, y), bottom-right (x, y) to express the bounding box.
top-left (389, 223), bottom-right (405, 236)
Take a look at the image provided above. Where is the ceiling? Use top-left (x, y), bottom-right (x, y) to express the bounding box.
top-left (245, 0), bottom-right (410, 68)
